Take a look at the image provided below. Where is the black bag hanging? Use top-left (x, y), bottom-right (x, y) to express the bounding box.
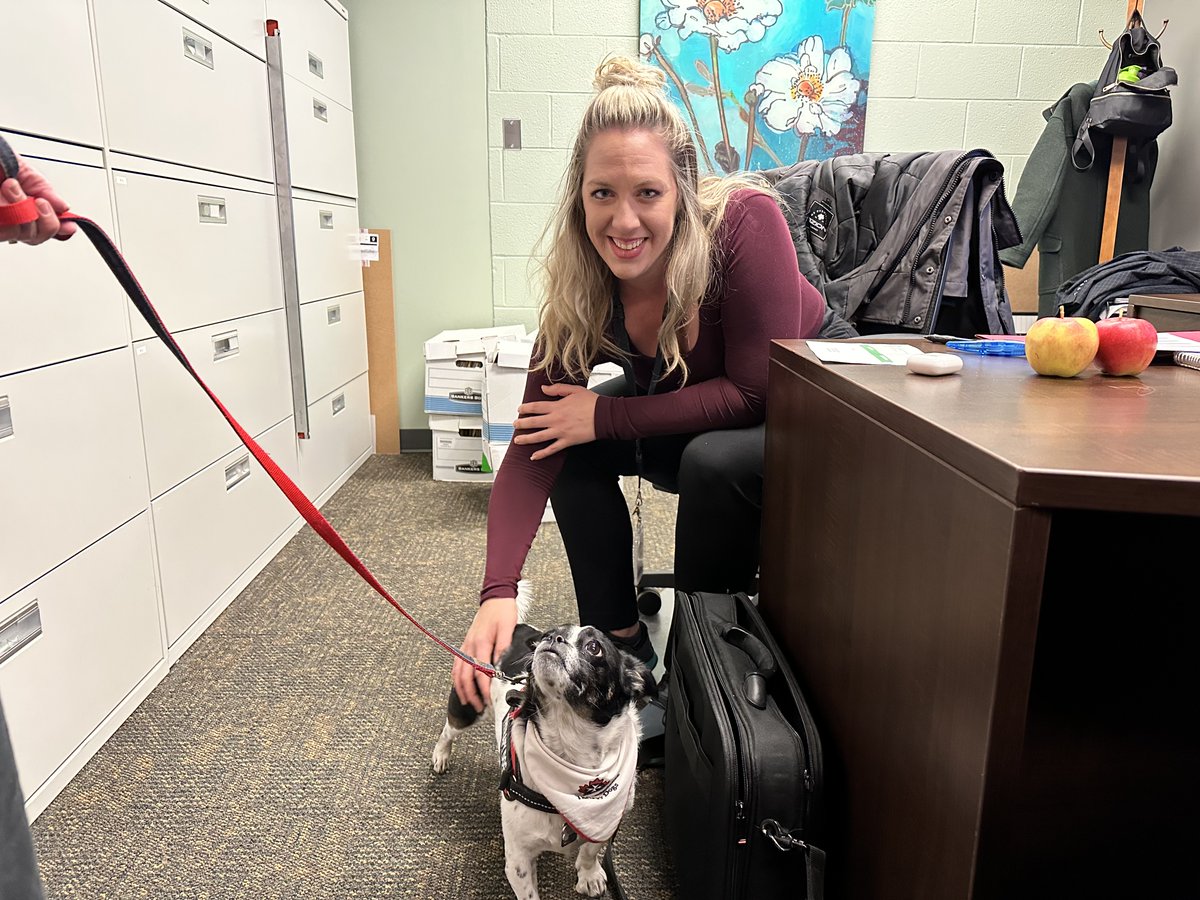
top-left (1072, 10), bottom-right (1177, 172)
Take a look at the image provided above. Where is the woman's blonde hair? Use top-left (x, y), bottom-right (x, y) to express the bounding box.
top-left (534, 55), bottom-right (776, 382)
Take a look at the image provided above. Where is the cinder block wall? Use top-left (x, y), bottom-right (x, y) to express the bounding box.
top-left (487, 0), bottom-right (1124, 326)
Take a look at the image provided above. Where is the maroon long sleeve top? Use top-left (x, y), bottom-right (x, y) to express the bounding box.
top-left (480, 191), bottom-right (824, 602)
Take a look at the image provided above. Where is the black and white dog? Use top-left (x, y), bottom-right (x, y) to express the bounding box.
top-left (432, 590), bottom-right (655, 899)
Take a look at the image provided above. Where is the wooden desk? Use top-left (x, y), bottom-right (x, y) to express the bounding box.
top-left (760, 341), bottom-right (1200, 900)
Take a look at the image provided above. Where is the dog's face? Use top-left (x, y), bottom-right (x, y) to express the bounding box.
top-left (526, 625), bottom-right (655, 727)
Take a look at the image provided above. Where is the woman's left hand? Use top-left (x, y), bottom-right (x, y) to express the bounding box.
top-left (513, 383), bottom-right (598, 461)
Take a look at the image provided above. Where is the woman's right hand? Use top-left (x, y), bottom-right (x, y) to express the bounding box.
top-left (453, 597), bottom-right (518, 712)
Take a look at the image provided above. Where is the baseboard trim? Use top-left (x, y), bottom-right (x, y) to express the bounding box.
top-left (400, 429), bottom-right (432, 452)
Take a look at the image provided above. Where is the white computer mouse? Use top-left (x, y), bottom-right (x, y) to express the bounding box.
top-left (906, 352), bottom-right (964, 376)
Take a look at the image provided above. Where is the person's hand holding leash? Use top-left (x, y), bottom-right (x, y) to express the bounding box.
top-left (512, 384), bottom-right (598, 461)
top-left (454, 597), bottom-right (518, 712)
top-left (1, 158), bottom-right (74, 244)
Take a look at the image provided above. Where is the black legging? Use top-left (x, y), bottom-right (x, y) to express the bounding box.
top-left (549, 377), bottom-right (764, 632)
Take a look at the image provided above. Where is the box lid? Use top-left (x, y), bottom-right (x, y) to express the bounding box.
top-left (424, 324), bottom-right (527, 361)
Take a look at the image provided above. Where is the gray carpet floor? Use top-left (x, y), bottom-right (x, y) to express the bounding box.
top-left (31, 454), bottom-right (681, 899)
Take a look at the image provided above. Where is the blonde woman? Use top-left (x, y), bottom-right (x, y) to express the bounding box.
top-left (453, 57), bottom-right (823, 711)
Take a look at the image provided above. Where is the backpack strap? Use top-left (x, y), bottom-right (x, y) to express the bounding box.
top-left (1072, 119), bottom-right (1098, 171)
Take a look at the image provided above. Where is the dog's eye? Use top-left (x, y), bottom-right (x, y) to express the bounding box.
top-left (584, 640), bottom-right (603, 657)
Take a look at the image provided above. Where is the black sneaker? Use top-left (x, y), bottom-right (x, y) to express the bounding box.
top-left (608, 621), bottom-right (659, 672)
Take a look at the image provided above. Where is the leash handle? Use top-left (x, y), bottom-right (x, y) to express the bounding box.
top-left (54, 209), bottom-right (501, 682)
top-left (0, 136), bottom-right (41, 227)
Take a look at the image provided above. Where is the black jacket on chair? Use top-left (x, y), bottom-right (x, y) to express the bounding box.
top-left (765, 150), bottom-right (1020, 339)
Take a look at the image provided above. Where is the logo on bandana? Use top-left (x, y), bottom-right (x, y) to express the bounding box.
top-left (577, 777), bottom-right (618, 800)
top-left (806, 199), bottom-right (833, 241)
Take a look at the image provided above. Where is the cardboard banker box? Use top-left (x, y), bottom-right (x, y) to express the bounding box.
top-left (430, 415), bottom-right (491, 483)
top-left (423, 324), bottom-right (527, 416)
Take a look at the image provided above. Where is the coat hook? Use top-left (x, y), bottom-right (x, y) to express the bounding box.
top-left (1154, 19), bottom-right (1169, 40)
top-left (1098, 28), bottom-right (1112, 49)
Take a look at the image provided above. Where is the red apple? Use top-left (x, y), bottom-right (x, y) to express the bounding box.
top-left (1094, 313), bottom-right (1158, 376)
top-left (1025, 307), bottom-right (1099, 377)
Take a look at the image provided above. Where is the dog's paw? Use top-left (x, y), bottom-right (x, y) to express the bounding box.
top-left (431, 737), bottom-right (453, 774)
top-left (574, 865), bottom-right (607, 897)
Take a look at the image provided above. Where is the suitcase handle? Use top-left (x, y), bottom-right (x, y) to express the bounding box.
top-left (721, 624), bottom-right (777, 710)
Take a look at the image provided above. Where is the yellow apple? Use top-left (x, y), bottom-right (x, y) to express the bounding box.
top-left (1025, 307), bottom-right (1099, 377)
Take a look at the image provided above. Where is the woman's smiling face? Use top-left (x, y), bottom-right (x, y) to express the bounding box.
top-left (581, 128), bottom-right (678, 293)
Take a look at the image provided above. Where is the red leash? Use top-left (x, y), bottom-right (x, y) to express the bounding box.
top-left (1, 146), bottom-right (505, 684)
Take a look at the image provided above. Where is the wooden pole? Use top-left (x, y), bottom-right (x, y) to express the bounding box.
top-left (1098, 0), bottom-right (1144, 263)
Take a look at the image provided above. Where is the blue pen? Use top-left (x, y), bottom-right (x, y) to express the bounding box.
top-left (946, 340), bottom-right (1026, 357)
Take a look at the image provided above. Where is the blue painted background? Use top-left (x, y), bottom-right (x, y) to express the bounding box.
top-left (640, 0), bottom-right (876, 172)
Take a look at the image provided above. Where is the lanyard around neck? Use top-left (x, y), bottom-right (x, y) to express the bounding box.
top-left (610, 292), bottom-right (666, 398)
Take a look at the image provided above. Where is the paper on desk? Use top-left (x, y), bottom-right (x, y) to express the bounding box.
top-left (1156, 333), bottom-right (1200, 352)
top-left (806, 341), bottom-right (923, 365)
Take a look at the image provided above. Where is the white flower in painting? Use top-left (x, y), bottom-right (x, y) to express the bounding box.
top-left (656, 0), bottom-right (783, 52)
top-left (754, 36), bottom-right (862, 136)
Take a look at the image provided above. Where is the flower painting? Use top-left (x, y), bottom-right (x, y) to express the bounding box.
top-left (640, 0), bottom-right (875, 172)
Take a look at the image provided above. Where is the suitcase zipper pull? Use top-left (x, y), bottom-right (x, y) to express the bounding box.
top-left (761, 818), bottom-right (810, 852)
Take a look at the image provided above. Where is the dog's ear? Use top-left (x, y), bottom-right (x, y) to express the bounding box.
top-left (618, 653), bottom-right (657, 708)
top-left (496, 624), bottom-right (543, 677)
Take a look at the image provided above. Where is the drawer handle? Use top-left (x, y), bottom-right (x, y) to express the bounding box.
top-left (313, 98), bottom-right (328, 122)
top-left (212, 330), bottom-right (239, 361)
top-left (0, 601), bottom-right (42, 666)
top-left (308, 52), bottom-right (324, 79)
top-left (0, 396), bottom-right (12, 440)
top-left (198, 195), bottom-right (227, 224)
top-left (319, 209), bottom-right (334, 229)
top-left (327, 304), bottom-right (341, 325)
top-left (331, 393), bottom-right (346, 416)
top-left (225, 454), bottom-right (251, 491)
top-left (182, 28), bottom-right (214, 69)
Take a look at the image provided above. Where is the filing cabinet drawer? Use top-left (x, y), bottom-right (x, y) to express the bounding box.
top-left (293, 195), bottom-right (362, 304)
top-left (162, 0), bottom-right (269, 60)
top-left (267, 0), bottom-right (352, 110)
top-left (94, 0), bottom-right (274, 182)
top-left (0, 350), bottom-right (148, 603)
top-left (298, 373), bottom-right (371, 499)
top-left (300, 293), bottom-right (368, 403)
top-left (153, 417), bottom-right (299, 646)
top-left (284, 77), bottom-right (357, 199)
top-left (0, 1), bottom-right (103, 146)
top-left (135, 309), bottom-right (293, 497)
top-left (114, 168), bottom-right (284, 339)
top-left (0, 151), bottom-right (126, 377)
top-left (0, 514), bottom-right (161, 799)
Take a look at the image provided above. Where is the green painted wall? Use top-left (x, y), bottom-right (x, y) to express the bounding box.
top-left (345, 0), bottom-right (493, 435)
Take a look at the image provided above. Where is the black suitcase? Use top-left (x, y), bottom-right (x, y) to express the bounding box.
top-left (664, 591), bottom-right (825, 899)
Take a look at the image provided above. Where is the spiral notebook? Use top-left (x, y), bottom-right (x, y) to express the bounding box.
top-left (1174, 351), bottom-right (1200, 371)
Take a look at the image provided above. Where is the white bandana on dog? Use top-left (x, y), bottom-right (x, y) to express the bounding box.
top-left (511, 715), bottom-right (639, 843)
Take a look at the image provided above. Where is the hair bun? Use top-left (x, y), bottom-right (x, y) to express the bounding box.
top-left (593, 56), bottom-right (666, 93)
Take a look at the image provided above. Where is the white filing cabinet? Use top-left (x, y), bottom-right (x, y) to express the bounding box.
top-left (93, 0), bottom-right (275, 183)
top-left (0, 0), bottom-right (368, 821)
top-left (135, 309), bottom-right (294, 497)
top-left (153, 417), bottom-right (300, 645)
top-left (292, 193), bottom-right (362, 304)
top-left (298, 373), bottom-right (373, 500)
top-left (0, 514), bottom-right (162, 801)
top-left (300, 293), bottom-right (369, 404)
top-left (0, 1), bottom-right (103, 146)
top-left (113, 163), bottom-right (285, 339)
top-left (161, 0), bottom-right (270, 60)
top-left (0, 137), bottom-right (126, 376)
top-left (0, 350), bottom-right (150, 605)
top-left (270, 0), bottom-right (353, 110)
top-left (283, 74), bottom-right (358, 199)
